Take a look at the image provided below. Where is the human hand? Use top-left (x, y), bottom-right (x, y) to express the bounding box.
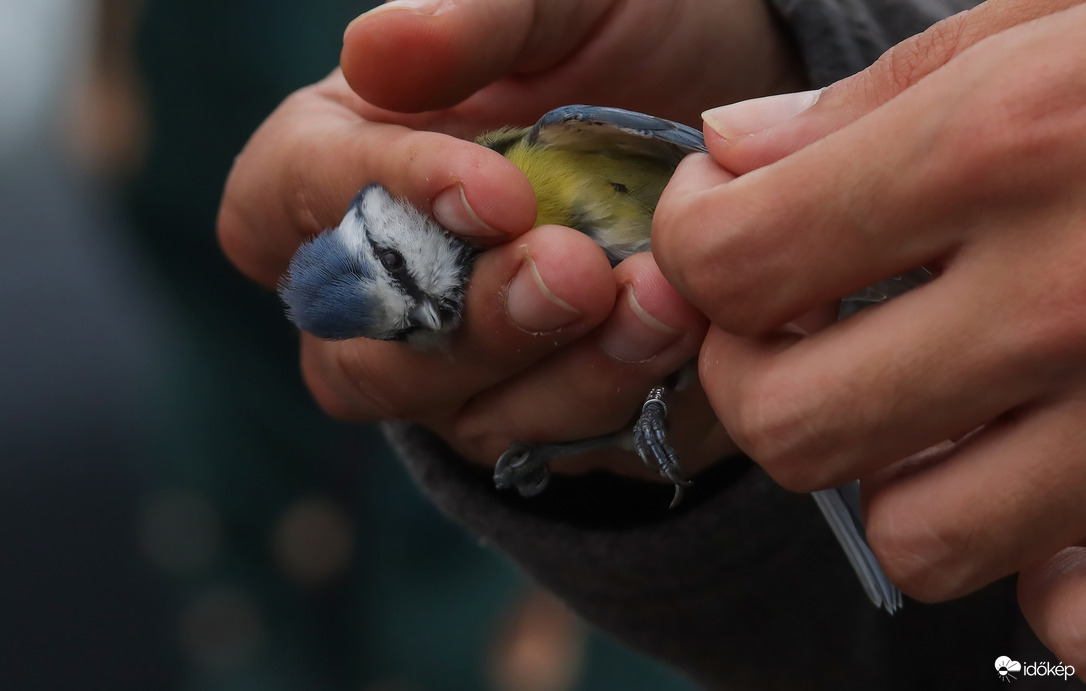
top-left (219, 0), bottom-right (810, 482)
top-left (218, 69), bottom-right (720, 482)
top-left (654, 0), bottom-right (1086, 668)
top-left (339, 0), bottom-right (806, 125)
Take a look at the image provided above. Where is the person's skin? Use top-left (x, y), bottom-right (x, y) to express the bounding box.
top-left (653, 0), bottom-right (1086, 673)
top-left (218, 0), bottom-right (806, 482)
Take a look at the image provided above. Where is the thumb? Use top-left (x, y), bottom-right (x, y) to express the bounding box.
top-left (1016, 545), bottom-right (1086, 673)
top-left (341, 0), bottom-right (611, 113)
top-left (703, 0), bottom-right (1083, 174)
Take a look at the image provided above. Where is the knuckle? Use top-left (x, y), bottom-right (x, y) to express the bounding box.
top-left (303, 375), bottom-right (361, 422)
top-left (864, 501), bottom-right (968, 602)
top-left (214, 198), bottom-right (248, 270)
top-left (461, 367), bottom-right (646, 450)
top-left (910, 30), bottom-right (1086, 205)
top-left (671, 192), bottom-right (802, 337)
top-left (299, 345), bottom-right (366, 422)
top-left (651, 190), bottom-right (700, 295)
top-left (658, 163), bottom-right (808, 337)
top-left (441, 421), bottom-right (498, 468)
top-left (871, 13), bottom-right (966, 96)
top-left (283, 142), bottom-right (335, 238)
top-left (329, 343), bottom-right (438, 421)
top-left (449, 413), bottom-right (503, 461)
top-left (659, 202), bottom-right (764, 334)
top-left (551, 367), bottom-right (646, 436)
top-left (216, 159), bottom-right (280, 286)
top-left (714, 370), bottom-right (834, 492)
top-left (1015, 300), bottom-right (1086, 365)
top-left (983, 251), bottom-right (1086, 387)
top-left (719, 304), bottom-right (796, 338)
top-left (1047, 606), bottom-right (1086, 664)
top-left (681, 264), bottom-right (748, 333)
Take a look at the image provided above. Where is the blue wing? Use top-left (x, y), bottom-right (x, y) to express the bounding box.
top-left (839, 267), bottom-right (934, 319)
top-left (812, 485), bottom-right (903, 614)
top-left (529, 105), bottom-right (707, 166)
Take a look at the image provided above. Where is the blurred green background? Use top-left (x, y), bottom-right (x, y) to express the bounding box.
top-left (0, 1), bottom-right (695, 689)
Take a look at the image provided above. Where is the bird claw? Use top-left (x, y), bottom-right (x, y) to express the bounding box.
top-left (632, 386), bottom-right (689, 506)
top-left (493, 442), bottom-right (552, 497)
top-left (493, 386), bottom-right (688, 506)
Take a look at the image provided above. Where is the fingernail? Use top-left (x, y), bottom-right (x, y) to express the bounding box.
top-left (778, 321), bottom-right (809, 337)
top-left (432, 184), bottom-right (502, 239)
top-left (344, 0), bottom-right (446, 39)
top-left (598, 286), bottom-right (682, 364)
top-left (506, 255), bottom-right (581, 333)
top-left (702, 89), bottom-right (821, 139)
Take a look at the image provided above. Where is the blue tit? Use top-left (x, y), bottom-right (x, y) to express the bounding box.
top-left (278, 181), bottom-right (478, 344)
top-left (279, 106), bottom-right (705, 343)
top-left (280, 105), bottom-right (920, 614)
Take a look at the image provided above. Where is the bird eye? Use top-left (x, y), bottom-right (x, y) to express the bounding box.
top-left (378, 249), bottom-right (405, 272)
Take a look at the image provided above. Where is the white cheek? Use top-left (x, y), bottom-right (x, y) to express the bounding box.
top-left (337, 210), bottom-right (368, 257)
top-left (359, 186), bottom-right (472, 300)
top-left (417, 229), bottom-right (474, 297)
top-left (370, 280), bottom-right (412, 333)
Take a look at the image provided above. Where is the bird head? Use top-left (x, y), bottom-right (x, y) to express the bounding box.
top-left (279, 184), bottom-right (477, 346)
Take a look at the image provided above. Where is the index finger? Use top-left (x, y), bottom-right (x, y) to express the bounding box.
top-left (299, 224), bottom-right (619, 424)
top-left (216, 70), bottom-right (537, 288)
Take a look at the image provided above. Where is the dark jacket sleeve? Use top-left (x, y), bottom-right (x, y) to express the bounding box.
top-left (767, 0), bottom-right (980, 86)
top-left (383, 2), bottom-right (1050, 689)
top-left (385, 424), bottom-right (1043, 690)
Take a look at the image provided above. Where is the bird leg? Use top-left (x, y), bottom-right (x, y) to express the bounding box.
top-left (493, 435), bottom-right (623, 497)
top-left (493, 386), bottom-right (689, 507)
top-left (632, 386), bottom-right (690, 508)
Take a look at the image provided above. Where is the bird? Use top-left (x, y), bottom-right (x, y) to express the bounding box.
top-left (279, 104), bottom-right (920, 613)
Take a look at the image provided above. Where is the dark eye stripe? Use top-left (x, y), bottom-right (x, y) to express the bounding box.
top-left (369, 239), bottom-right (427, 304)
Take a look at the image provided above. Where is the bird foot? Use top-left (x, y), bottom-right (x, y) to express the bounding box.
top-left (493, 386), bottom-right (688, 507)
top-left (493, 434), bottom-right (623, 498)
top-left (632, 386), bottom-right (689, 508)
top-left (493, 442), bottom-right (554, 497)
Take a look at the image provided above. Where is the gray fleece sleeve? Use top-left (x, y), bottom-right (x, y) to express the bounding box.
top-left (767, 0), bottom-right (979, 86)
top-left (383, 1), bottom-right (1044, 688)
top-left (384, 423), bottom-right (1037, 690)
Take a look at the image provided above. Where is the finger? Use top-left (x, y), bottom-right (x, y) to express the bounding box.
top-left (300, 225), bottom-right (616, 423)
top-left (657, 10), bottom-right (1086, 336)
top-left (217, 72), bottom-right (536, 288)
top-left (858, 395), bottom-right (1086, 604)
top-left (694, 231), bottom-right (1082, 492)
top-left (703, 0), bottom-right (1086, 174)
top-left (341, 0), bottom-right (802, 123)
top-left (1018, 546), bottom-right (1086, 672)
top-left (659, 101), bottom-right (959, 336)
top-left (452, 252), bottom-right (712, 466)
top-left (341, 0), bottom-right (613, 113)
